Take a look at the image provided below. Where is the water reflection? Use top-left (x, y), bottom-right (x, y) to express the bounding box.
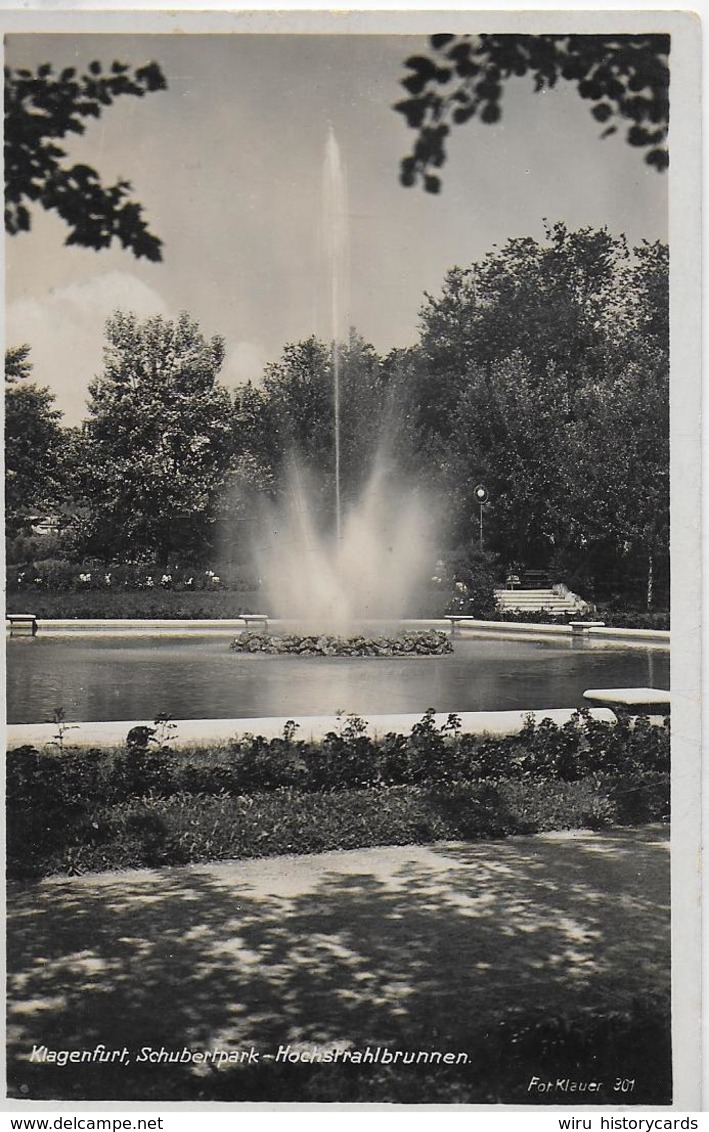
top-left (6, 634), bottom-right (670, 725)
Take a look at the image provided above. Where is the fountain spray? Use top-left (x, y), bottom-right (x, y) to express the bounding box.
top-left (254, 129), bottom-right (437, 630)
top-left (323, 126), bottom-right (349, 540)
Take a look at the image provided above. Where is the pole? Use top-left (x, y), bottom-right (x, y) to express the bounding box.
top-left (333, 338), bottom-right (341, 541)
top-left (474, 485), bottom-right (488, 550)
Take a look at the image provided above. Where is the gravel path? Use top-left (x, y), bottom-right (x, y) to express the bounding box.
top-left (7, 825), bottom-right (670, 1101)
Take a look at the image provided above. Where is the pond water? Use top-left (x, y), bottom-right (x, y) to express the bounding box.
top-left (6, 630), bottom-right (670, 724)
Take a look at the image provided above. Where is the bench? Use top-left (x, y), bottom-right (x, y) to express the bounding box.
top-left (569, 620), bottom-right (605, 635)
top-left (445, 615), bottom-right (477, 635)
top-left (7, 613), bottom-right (38, 636)
top-left (238, 614), bottom-right (269, 630)
top-left (583, 687), bottom-right (671, 714)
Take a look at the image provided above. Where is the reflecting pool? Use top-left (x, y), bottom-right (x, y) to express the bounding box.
top-left (7, 630), bottom-right (670, 724)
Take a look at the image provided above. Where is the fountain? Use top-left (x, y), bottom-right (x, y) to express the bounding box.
top-left (323, 125), bottom-right (348, 542)
top-left (251, 129), bottom-right (437, 636)
top-left (254, 458), bottom-right (436, 631)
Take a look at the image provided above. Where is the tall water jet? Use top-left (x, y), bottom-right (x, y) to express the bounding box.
top-left (322, 126), bottom-right (350, 540)
top-left (253, 129), bottom-right (437, 631)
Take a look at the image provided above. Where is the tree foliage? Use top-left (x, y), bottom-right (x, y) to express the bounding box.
top-left (563, 350), bottom-right (668, 607)
top-left (406, 225), bottom-right (669, 606)
top-left (396, 33), bottom-right (670, 192)
top-left (5, 347), bottom-right (66, 532)
top-left (5, 343), bottom-right (33, 384)
top-left (76, 312), bottom-right (234, 562)
top-left (5, 221), bottom-right (668, 609)
top-left (411, 223), bottom-right (629, 444)
top-left (5, 60), bottom-right (166, 259)
top-left (259, 331), bottom-right (396, 516)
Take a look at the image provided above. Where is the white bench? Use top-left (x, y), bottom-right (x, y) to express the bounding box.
top-left (238, 614), bottom-right (269, 630)
top-left (569, 620), bottom-right (605, 635)
top-left (583, 687), bottom-right (670, 714)
top-left (7, 613), bottom-right (38, 636)
top-left (445, 615), bottom-right (478, 635)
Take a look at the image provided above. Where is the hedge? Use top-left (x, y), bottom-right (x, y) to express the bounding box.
top-left (5, 590), bottom-right (263, 620)
top-left (7, 711), bottom-right (669, 879)
top-left (491, 609), bottom-right (670, 631)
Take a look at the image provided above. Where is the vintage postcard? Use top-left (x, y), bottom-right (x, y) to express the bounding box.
top-left (3, 7), bottom-right (702, 1114)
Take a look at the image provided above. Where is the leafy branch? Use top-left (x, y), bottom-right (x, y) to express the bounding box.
top-left (395, 33), bottom-right (670, 193)
top-left (5, 59), bottom-right (167, 259)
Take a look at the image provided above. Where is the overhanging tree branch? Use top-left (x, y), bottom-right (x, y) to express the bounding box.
top-left (5, 59), bottom-right (167, 259)
top-left (395, 33), bottom-right (669, 193)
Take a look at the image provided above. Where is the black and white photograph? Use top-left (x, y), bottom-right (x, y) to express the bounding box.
top-left (3, 9), bottom-right (702, 1111)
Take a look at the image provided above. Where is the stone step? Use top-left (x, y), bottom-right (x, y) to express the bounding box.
top-left (496, 599), bottom-right (577, 606)
top-left (494, 587), bottom-right (583, 613)
top-left (495, 596), bottom-right (577, 605)
top-left (496, 593), bottom-right (572, 601)
top-left (493, 593), bottom-right (566, 602)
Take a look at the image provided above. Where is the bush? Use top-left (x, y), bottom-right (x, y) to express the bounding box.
top-left (5, 589), bottom-right (264, 619)
top-left (430, 544), bottom-right (498, 619)
top-left (7, 709), bottom-right (669, 802)
top-left (593, 607), bottom-right (670, 631)
top-left (6, 533), bottom-right (69, 566)
top-left (491, 608), bottom-right (670, 630)
top-left (6, 711), bottom-right (669, 879)
top-left (8, 777), bottom-right (630, 879)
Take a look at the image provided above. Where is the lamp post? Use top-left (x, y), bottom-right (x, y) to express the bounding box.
top-left (474, 484), bottom-right (489, 549)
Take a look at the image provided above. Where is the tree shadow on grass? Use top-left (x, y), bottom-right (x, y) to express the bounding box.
top-left (7, 826), bottom-right (670, 1103)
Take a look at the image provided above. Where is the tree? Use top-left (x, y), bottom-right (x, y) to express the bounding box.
top-left (77, 312), bottom-right (234, 563)
top-left (432, 352), bottom-right (574, 563)
top-left (261, 336), bottom-right (334, 489)
top-left (396, 33), bottom-right (669, 192)
top-left (260, 332), bottom-right (391, 520)
top-left (5, 347), bottom-right (65, 533)
top-left (562, 349), bottom-right (669, 609)
top-left (5, 343), bottom-right (33, 383)
top-left (412, 223), bottom-right (630, 448)
top-left (5, 60), bottom-right (166, 259)
top-left (401, 225), bottom-right (669, 602)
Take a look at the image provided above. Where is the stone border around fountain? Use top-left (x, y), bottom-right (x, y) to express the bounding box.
top-left (5, 617), bottom-right (671, 647)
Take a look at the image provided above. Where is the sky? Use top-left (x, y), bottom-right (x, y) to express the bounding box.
top-left (6, 32), bottom-right (668, 425)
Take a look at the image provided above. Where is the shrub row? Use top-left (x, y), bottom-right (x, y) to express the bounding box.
top-left (6, 590), bottom-right (263, 620)
top-left (229, 630), bottom-right (452, 657)
top-left (490, 608), bottom-right (670, 631)
top-left (9, 710), bottom-right (669, 803)
top-left (592, 607), bottom-right (671, 631)
top-left (7, 712), bottom-right (669, 879)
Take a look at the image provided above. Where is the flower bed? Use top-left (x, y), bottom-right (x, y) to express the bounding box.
top-left (229, 629), bottom-right (453, 657)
